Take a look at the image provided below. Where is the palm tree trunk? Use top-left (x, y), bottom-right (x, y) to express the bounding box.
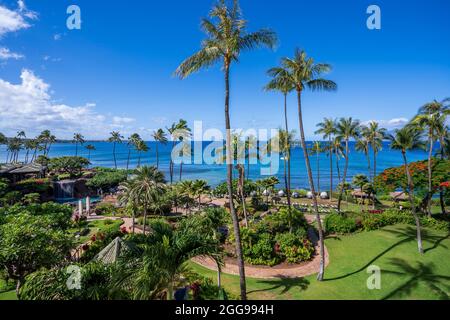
top-left (338, 140), bottom-right (349, 212)
top-left (113, 142), bottom-right (117, 169)
top-left (143, 207), bottom-right (147, 236)
top-left (224, 62), bottom-right (246, 300)
top-left (283, 93), bottom-right (292, 210)
top-left (297, 90), bottom-right (325, 281)
top-left (138, 153), bottom-right (142, 168)
top-left (402, 151), bottom-right (423, 254)
top-left (427, 135), bottom-right (433, 217)
top-left (438, 137), bottom-right (446, 214)
top-left (156, 144), bottom-right (159, 169)
top-left (317, 152), bottom-right (320, 194)
top-left (329, 137), bottom-right (333, 200)
top-left (373, 150), bottom-right (377, 210)
top-left (75, 143), bottom-right (78, 156)
top-left (179, 162), bottom-right (183, 181)
top-left (126, 149), bottom-right (131, 172)
top-left (335, 148), bottom-right (341, 183)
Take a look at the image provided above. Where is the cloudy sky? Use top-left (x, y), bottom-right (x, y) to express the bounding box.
top-left (0, 0), bottom-right (449, 140)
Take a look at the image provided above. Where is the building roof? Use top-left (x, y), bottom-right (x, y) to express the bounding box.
top-left (93, 237), bottom-right (136, 264)
top-left (6, 163), bottom-right (45, 174)
top-left (390, 191), bottom-right (408, 201)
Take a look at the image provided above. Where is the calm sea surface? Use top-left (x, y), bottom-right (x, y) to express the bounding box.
top-left (0, 141), bottom-right (433, 189)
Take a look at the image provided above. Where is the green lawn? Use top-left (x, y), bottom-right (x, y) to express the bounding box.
top-left (190, 224), bottom-right (450, 300)
top-left (0, 279), bottom-right (16, 301)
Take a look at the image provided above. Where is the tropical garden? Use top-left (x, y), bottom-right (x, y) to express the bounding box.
top-left (0, 0), bottom-right (449, 301)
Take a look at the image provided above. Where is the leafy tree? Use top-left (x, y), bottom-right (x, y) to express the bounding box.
top-left (86, 168), bottom-right (128, 192)
top-left (0, 213), bottom-right (73, 295)
top-left (49, 156), bottom-right (90, 178)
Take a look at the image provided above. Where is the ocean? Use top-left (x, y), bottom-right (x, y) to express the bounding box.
top-left (0, 141), bottom-right (433, 189)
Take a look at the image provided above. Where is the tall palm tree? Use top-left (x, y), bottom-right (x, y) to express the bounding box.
top-left (179, 141), bottom-right (192, 181)
top-left (135, 140), bottom-right (149, 168)
top-left (332, 136), bottom-right (344, 184)
top-left (316, 118), bottom-right (337, 200)
top-left (24, 139), bottom-right (37, 163)
top-left (167, 120), bottom-right (191, 185)
top-left (336, 117), bottom-right (360, 212)
top-left (265, 66), bottom-right (295, 207)
top-left (73, 133), bottom-right (85, 157)
top-left (152, 129), bottom-right (168, 169)
top-left (120, 166), bottom-right (166, 235)
top-left (108, 131), bottom-right (124, 169)
top-left (355, 136), bottom-right (371, 180)
top-left (174, 0), bottom-right (277, 299)
top-left (364, 121), bottom-right (386, 181)
top-left (309, 141), bottom-right (324, 194)
top-left (412, 99), bottom-right (450, 216)
top-left (387, 126), bottom-right (426, 254)
top-left (272, 129), bottom-right (294, 210)
top-left (274, 49), bottom-right (337, 281)
top-left (0, 133), bottom-right (7, 163)
top-left (85, 144), bottom-right (96, 162)
top-left (126, 133), bottom-right (141, 171)
top-left (7, 138), bottom-right (22, 163)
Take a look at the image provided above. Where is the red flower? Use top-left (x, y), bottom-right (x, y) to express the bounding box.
top-left (440, 181), bottom-right (450, 188)
top-left (90, 235), bottom-right (97, 242)
top-left (82, 244), bottom-right (89, 251)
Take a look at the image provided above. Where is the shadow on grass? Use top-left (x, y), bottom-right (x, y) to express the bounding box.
top-left (247, 276), bottom-right (310, 296)
top-left (324, 226), bottom-right (447, 282)
top-left (382, 258), bottom-right (450, 300)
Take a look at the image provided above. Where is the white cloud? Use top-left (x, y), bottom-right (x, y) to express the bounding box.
top-left (0, 1), bottom-right (36, 37)
top-left (113, 116), bottom-right (136, 125)
top-left (0, 47), bottom-right (24, 60)
top-left (0, 69), bottom-right (140, 139)
top-left (53, 33), bottom-right (61, 41)
top-left (362, 118), bottom-right (409, 130)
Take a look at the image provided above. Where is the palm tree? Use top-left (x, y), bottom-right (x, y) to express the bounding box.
top-left (7, 137), bottom-right (22, 163)
top-left (152, 129), bottom-right (168, 169)
top-left (108, 131), bottom-right (124, 169)
top-left (174, 0), bottom-right (277, 299)
top-left (387, 126), bottom-right (426, 254)
top-left (332, 136), bottom-right (344, 184)
top-left (265, 66), bottom-right (295, 207)
top-left (355, 136), bottom-right (371, 180)
top-left (191, 179), bottom-right (210, 209)
top-left (336, 117), bottom-right (360, 212)
top-left (73, 133), bottom-right (85, 156)
top-left (121, 166), bottom-right (166, 235)
top-left (364, 121), bottom-right (386, 181)
top-left (274, 49), bottom-right (337, 281)
top-left (412, 99), bottom-right (450, 216)
top-left (316, 118), bottom-right (337, 200)
top-left (85, 144), bottom-right (96, 162)
top-left (178, 141), bottom-right (192, 182)
top-left (135, 140), bottom-right (149, 168)
top-left (126, 134), bottom-right (141, 171)
top-left (272, 129), bottom-right (294, 210)
top-left (352, 174), bottom-right (369, 211)
top-left (167, 120), bottom-right (191, 184)
top-left (113, 218), bottom-right (222, 300)
top-left (309, 141), bottom-right (324, 194)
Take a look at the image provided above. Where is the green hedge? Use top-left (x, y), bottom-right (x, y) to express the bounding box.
top-left (324, 209), bottom-right (449, 234)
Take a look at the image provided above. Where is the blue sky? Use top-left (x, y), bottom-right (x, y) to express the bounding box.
top-left (0, 0), bottom-right (449, 140)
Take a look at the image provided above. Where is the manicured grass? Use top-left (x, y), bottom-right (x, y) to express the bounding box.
top-left (69, 219), bottom-right (124, 244)
top-left (0, 279), bottom-right (16, 301)
top-left (190, 224), bottom-right (450, 300)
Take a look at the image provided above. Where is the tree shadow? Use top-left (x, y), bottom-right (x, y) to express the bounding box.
top-left (324, 226), bottom-right (447, 282)
top-left (382, 258), bottom-right (450, 300)
top-left (248, 276), bottom-right (310, 295)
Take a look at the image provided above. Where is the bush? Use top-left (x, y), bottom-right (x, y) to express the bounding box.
top-left (263, 208), bottom-right (309, 234)
top-left (324, 213), bottom-right (360, 234)
top-left (21, 193), bottom-right (40, 205)
top-left (94, 202), bottom-right (117, 216)
top-left (275, 232), bottom-right (314, 263)
top-left (86, 169), bottom-right (127, 191)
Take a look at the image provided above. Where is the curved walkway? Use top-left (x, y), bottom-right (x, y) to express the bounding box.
top-left (192, 215), bottom-right (329, 279)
